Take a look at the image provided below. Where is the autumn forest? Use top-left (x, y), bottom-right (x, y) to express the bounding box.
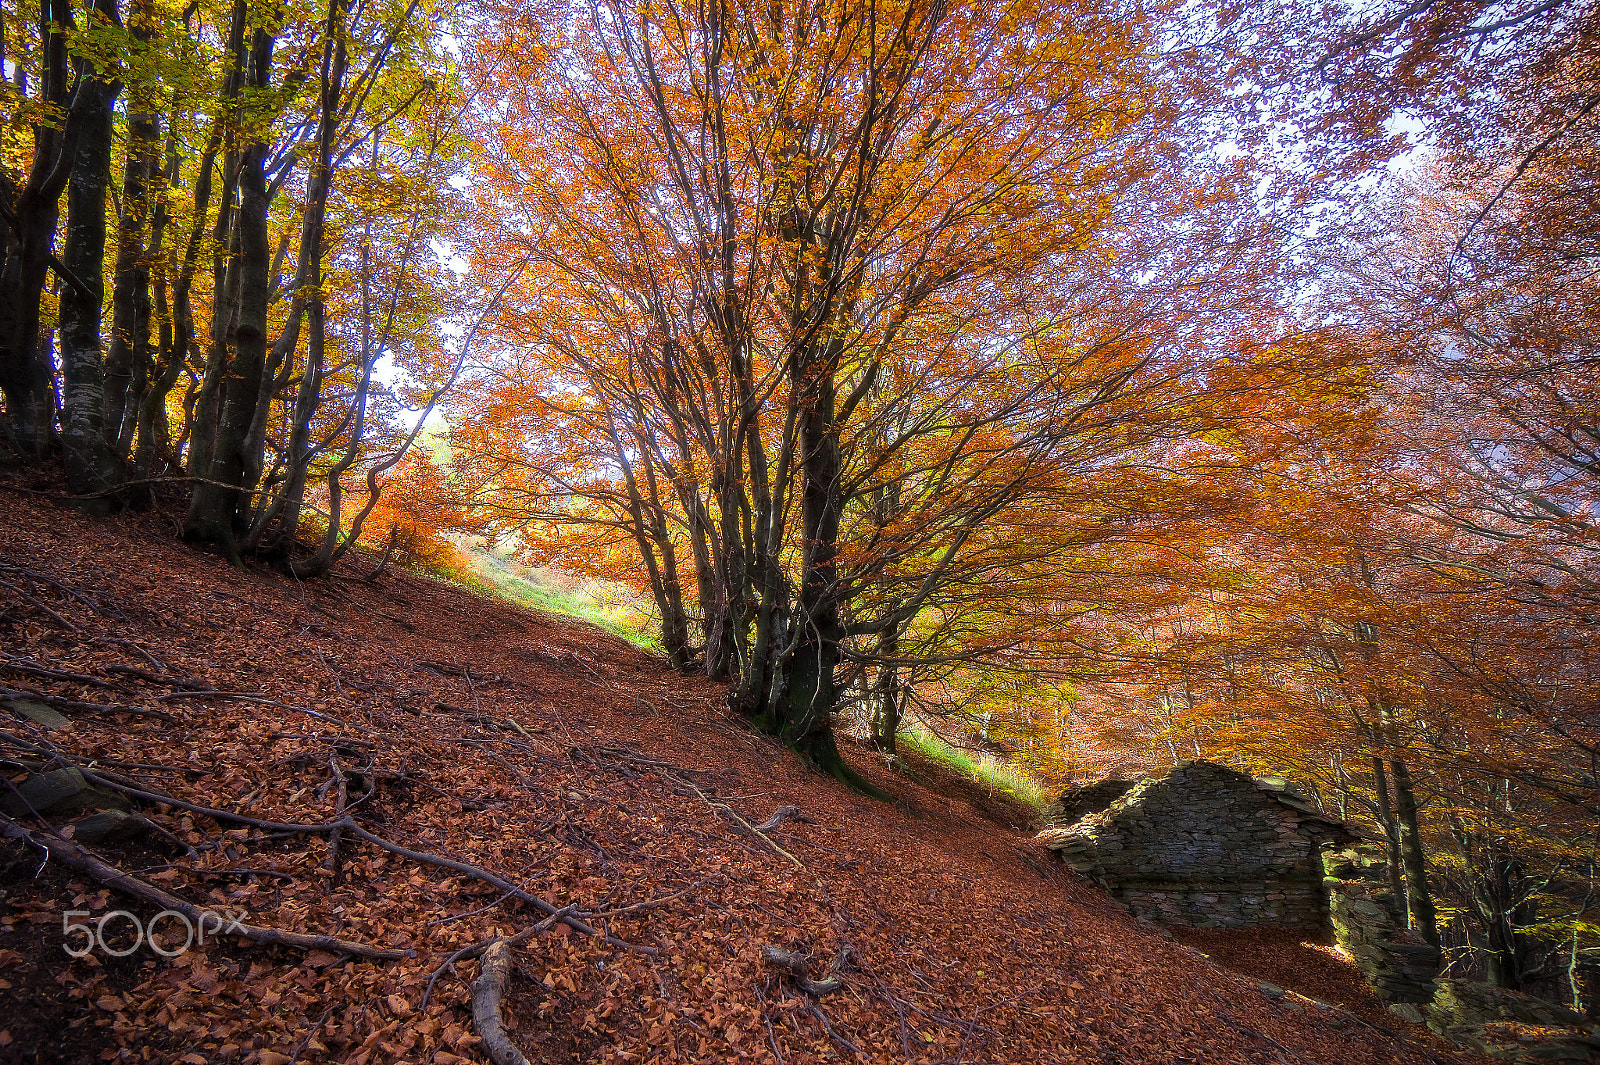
top-left (2, 0), bottom-right (1598, 1046)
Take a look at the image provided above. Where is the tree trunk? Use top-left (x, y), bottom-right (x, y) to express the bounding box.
top-left (1372, 755), bottom-right (1409, 913)
top-left (610, 415), bottom-right (692, 669)
top-left (0, 0), bottom-right (82, 461)
top-left (57, 0), bottom-right (123, 500)
top-left (132, 125), bottom-right (184, 478)
top-left (868, 625), bottom-right (901, 755)
top-left (105, 0), bottom-right (160, 458)
top-left (1390, 754), bottom-right (1439, 946)
top-left (1455, 821), bottom-right (1532, 991)
top-left (775, 350), bottom-right (885, 798)
top-left (186, 6), bottom-right (274, 555)
top-left (1, 205), bottom-right (63, 461)
top-left (244, 0), bottom-right (348, 555)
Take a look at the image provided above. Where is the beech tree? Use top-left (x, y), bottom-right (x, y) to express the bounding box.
top-left (444, 0), bottom-right (1285, 784)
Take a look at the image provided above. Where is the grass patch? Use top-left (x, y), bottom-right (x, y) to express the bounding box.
top-left (898, 728), bottom-right (1051, 813)
top-left (446, 547), bottom-right (660, 652)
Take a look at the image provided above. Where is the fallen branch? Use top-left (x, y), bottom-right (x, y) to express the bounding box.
top-left (154, 690), bottom-right (343, 725)
top-left (679, 779), bottom-right (804, 867)
top-left (0, 581), bottom-right (76, 629)
top-left (0, 816), bottom-right (411, 961)
top-left (760, 944), bottom-right (851, 997)
top-left (472, 941), bottom-right (532, 1065)
top-left (1, 686), bottom-right (176, 722)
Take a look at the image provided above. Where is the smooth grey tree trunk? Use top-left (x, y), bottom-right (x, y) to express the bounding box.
top-left (186, 8), bottom-right (274, 556)
top-left (57, 0), bottom-right (123, 499)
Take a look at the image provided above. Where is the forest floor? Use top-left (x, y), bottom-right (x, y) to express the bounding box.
top-left (0, 484), bottom-right (1482, 1065)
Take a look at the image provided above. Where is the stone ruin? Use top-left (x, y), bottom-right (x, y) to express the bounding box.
top-left (1038, 762), bottom-right (1600, 1060)
top-left (1036, 761), bottom-right (1358, 930)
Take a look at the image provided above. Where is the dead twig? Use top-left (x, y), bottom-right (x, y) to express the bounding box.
top-left (287, 1005), bottom-right (336, 1065)
top-left (680, 778), bottom-right (804, 867)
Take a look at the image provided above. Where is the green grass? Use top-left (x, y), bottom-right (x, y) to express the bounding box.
top-left (449, 547), bottom-right (660, 652)
top-left (898, 727), bottom-right (1051, 813)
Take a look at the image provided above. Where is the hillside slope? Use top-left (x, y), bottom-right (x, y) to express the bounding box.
top-left (0, 489), bottom-right (1473, 1065)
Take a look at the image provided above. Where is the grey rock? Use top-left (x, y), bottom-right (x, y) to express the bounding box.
top-left (69, 809), bottom-right (150, 844)
top-left (1, 768), bottom-right (128, 818)
top-left (3, 696), bottom-right (71, 730)
top-left (1388, 1002), bottom-right (1425, 1024)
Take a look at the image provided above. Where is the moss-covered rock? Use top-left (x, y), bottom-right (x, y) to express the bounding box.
top-left (1427, 980), bottom-right (1600, 1063)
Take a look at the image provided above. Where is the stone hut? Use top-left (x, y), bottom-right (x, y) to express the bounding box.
top-left (1036, 761), bottom-right (1359, 930)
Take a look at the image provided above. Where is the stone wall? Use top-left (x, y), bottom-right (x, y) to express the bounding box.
top-left (1321, 843), bottom-right (1440, 1004)
top-left (1043, 779), bottom-right (1135, 828)
top-left (1038, 762), bottom-right (1355, 930)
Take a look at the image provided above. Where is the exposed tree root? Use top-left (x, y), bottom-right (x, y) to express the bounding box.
top-left (25, 752), bottom-right (657, 954)
top-left (471, 940), bottom-right (532, 1065)
top-left (760, 943), bottom-right (852, 997)
top-left (2, 685), bottom-right (176, 722)
top-left (0, 815), bottom-right (412, 961)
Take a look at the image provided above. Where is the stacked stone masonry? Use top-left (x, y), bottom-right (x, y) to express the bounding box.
top-left (1042, 778), bottom-right (1136, 828)
top-left (1426, 979), bottom-right (1600, 1063)
top-left (1322, 843), bottom-right (1441, 1004)
top-left (1036, 761), bottom-right (1358, 931)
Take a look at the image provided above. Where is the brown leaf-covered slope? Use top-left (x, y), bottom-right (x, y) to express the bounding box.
top-left (0, 489), bottom-right (1474, 1065)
